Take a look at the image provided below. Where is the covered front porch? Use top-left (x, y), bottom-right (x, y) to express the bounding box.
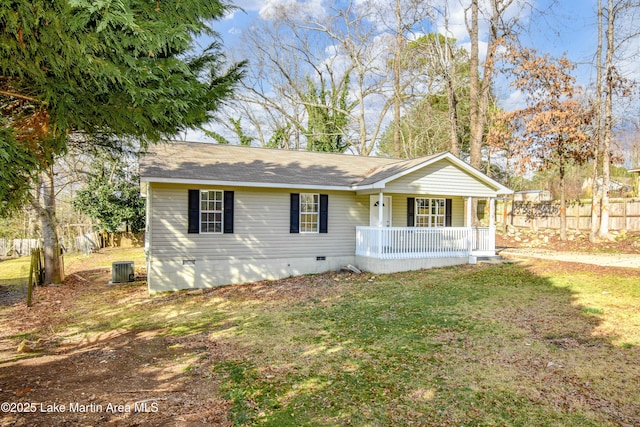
top-left (355, 225), bottom-right (496, 260)
top-left (349, 152), bottom-right (510, 274)
top-left (354, 193), bottom-right (499, 274)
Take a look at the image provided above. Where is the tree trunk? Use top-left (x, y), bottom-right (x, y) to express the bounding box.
top-left (598, 0), bottom-right (614, 240)
top-left (590, 0), bottom-right (604, 243)
top-left (468, 0), bottom-right (481, 168)
top-left (393, 0), bottom-right (403, 157)
top-left (559, 164), bottom-right (567, 241)
top-left (468, 0), bottom-right (510, 168)
top-left (31, 168), bottom-right (63, 285)
top-left (446, 72), bottom-right (459, 156)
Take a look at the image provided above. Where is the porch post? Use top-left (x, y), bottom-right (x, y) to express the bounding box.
top-left (465, 197), bottom-right (473, 254)
top-left (378, 191), bottom-right (384, 227)
top-left (489, 197), bottom-right (496, 255)
top-left (465, 197), bottom-right (473, 227)
top-left (489, 198), bottom-right (495, 229)
top-left (377, 191), bottom-right (384, 258)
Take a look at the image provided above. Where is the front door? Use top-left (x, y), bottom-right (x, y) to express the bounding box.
top-left (370, 195), bottom-right (392, 227)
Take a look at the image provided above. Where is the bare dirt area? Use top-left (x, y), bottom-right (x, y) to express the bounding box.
top-left (0, 271), bottom-right (232, 427)
top-left (0, 265), bottom-right (360, 427)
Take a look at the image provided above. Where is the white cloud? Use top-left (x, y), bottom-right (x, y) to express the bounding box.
top-left (499, 89), bottom-right (526, 112)
top-left (258, 0), bottom-right (326, 21)
top-left (435, 0), bottom-right (469, 42)
top-left (224, 1), bottom-right (264, 20)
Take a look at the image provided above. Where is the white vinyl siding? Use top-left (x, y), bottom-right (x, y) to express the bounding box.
top-left (384, 159), bottom-right (498, 197)
top-left (148, 184), bottom-right (368, 261)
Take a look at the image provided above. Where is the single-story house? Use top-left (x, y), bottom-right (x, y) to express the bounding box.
top-left (140, 141), bottom-right (512, 293)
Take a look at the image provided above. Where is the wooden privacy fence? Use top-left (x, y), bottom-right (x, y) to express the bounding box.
top-left (0, 239), bottom-right (40, 257)
top-left (0, 231), bottom-right (142, 258)
top-left (0, 233), bottom-right (101, 258)
top-left (496, 198), bottom-right (640, 231)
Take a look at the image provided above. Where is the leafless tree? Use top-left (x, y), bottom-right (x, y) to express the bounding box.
top-left (231, 0), bottom-right (433, 155)
top-left (466, 0), bottom-right (536, 168)
top-left (591, 0), bottom-right (640, 240)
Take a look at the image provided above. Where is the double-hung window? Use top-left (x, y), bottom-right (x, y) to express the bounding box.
top-left (290, 193), bottom-right (328, 234)
top-left (200, 190), bottom-right (224, 233)
top-left (415, 198), bottom-right (446, 227)
top-left (188, 189), bottom-right (234, 234)
top-left (300, 193), bottom-right (319, 233)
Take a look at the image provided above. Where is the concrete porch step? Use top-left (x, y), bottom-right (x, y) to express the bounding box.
top-left (476, 255), bottom-right (506, 264)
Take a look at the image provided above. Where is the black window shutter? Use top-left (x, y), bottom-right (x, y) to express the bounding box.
top-left (188, 189), bottom-right (200, 234)
top-left (319, 194), bottom-right (328, 233)
top-left (290, 193), bottom-right (300, 233)
top-left (223, 191), bottom-right (234, 234)
top-left (445, 198), bottom-right (453, 227)
top-left (407, 197), bottom-right (415, 227)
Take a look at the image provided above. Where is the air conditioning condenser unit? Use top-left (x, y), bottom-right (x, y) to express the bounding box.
top-left (112, 261), bottom-right (135, 283)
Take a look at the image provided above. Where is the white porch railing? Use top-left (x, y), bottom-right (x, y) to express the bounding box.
top-left (355, 226), bottom-right (495, 260)
top-left (470, 226), bottom-right (496, 256)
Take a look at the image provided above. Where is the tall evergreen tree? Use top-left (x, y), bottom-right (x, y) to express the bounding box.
top-left (1, 0), bottom-right (245, 284)
top-left (303, 76), bottom-right (351, 153)
top-left (73, 146), bottom-right (145, 235)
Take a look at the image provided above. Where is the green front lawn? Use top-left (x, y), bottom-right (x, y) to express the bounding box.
top-left (201, 263), bottom-right (639, 426)
top-left (1, 251), bottom-right (638, 426)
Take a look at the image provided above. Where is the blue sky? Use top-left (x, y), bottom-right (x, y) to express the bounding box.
top-left (189, 0), bottom-right (624, 144)
top-left (214, 0), bottom-right (601, 81)
top-left (223, 1), bottom-right (604, 99)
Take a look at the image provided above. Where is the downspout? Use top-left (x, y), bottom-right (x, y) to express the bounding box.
top-left (144, 182), bottom-right (152, 295)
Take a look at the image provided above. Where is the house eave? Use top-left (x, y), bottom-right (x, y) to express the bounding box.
top-left (351, 182), bottom-right (386, 191)
top-left (140, 176), bottom-right (353, 191)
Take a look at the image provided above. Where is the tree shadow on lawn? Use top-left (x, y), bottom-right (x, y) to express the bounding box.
top-left (197, 262), bottom-right (640, 426)
top-left (0, 261), bottom-right (638, 427)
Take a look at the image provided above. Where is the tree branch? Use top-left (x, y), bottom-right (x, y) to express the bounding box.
top-left (0, 89), bottom-right (44, 104)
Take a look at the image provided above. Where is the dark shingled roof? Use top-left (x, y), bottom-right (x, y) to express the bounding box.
top-left (140, 141), bottom-right (442, 188)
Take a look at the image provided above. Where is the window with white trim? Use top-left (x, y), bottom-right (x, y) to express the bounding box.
top-left (300, 193), bottom-right (319, 233)
top-left (200, 190), bottom-right (223, 233)
top-left (416, 198), bottom-right (446, 227)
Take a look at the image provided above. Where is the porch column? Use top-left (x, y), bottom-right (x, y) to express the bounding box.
top-left (377, 190), bottom-right (384, 258)
top-left (489, 197), bottom-right (496, 255)
top-left (465, 197), bottom-right (473, 227)
top-left (378, 190), bottom-right (384, 227)
top-left (489, 198), bottom-right (495, 229)
top-left (465, 197), bottom-right (473, 253)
